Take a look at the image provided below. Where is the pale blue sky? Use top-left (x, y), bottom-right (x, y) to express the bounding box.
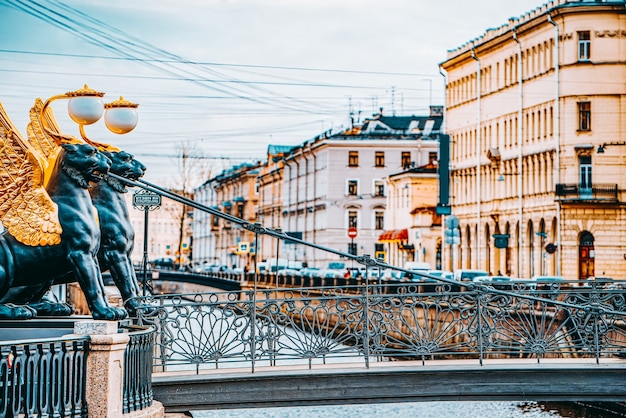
top-left (0, 0), bottom-right (542, 183)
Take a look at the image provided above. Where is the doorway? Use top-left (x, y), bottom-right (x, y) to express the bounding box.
top-left (578, 231), bottom-right (595, 280)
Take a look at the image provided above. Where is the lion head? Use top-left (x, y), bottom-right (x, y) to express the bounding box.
top-left (60, 143), bottom-right (111, 188)
top-left (101, 150), bottom-right (147, 193)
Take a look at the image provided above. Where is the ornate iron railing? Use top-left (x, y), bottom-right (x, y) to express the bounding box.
top-left (133, 278), bottom-right (626, 373)
top-left (555, 183), bottom-right (619, 201)
top-left (122, 325), bottom-right (155, 414)
top-left (0, 335), bottom-right (90, 417)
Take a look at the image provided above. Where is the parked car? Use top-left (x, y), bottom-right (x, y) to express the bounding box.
top-left (472, 275), bottom-right (513, 290)
top-left (277, 268), bottom-right (301, 276)
top-left (532, 275), bottom-right (565, 283)
top-left (321, 262), bottom-right (347, 279)
top-left (381, 269), bottom-right (404, 281)
top-left (150, 258), bottom-right (175, 270)
top-left (427, 270), bottom-right (454, 281)
top-left (300, 267), bottom-right (322, 278)
top-left (454, 269), bottom-right (489, 282)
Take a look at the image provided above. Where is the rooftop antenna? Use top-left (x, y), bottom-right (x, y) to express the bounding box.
top-left (348, 96), bottom-right (354, 128)
top-left (371, 96), bottom-right (378, 115)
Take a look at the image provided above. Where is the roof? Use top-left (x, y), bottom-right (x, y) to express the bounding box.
top-left (267, 144), bottom-right (296, 156)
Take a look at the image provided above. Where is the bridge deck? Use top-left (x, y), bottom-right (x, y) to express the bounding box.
top-left (153, 358), bottom-right (626, 412)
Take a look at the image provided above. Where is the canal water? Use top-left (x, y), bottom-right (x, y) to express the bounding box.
top-left (193, 401), bottom-right (626, 417)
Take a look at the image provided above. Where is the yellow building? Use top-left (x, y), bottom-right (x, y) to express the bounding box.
top-left (384, 163), bottom-right (442, 269)
top-left (204, 162), bottom-right (262, 269)
top-left (440, 0), bottom-right (626, 280)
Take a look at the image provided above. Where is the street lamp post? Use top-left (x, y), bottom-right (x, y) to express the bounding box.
top-left (39, 84), bottom-right (138, 150)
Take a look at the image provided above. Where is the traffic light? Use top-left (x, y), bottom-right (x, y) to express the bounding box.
top-left (445, 215), bottom-right (460, 245)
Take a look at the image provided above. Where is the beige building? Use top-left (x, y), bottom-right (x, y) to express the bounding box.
top-left (256, 145), bottom-right (289, 265)
top-left (384, 163), bottom-right (442, 269)
top-left (195, 162), bottom-right (262, 269)
top-left (440, 0), bottom-right (626, 280)
top-left (127, 189), bottom-right (193, 268)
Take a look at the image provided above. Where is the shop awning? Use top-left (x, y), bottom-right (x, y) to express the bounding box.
top-left (392, 228), bottom-right (408, 241)
top-left (378, 230), bottom-right (394, 242)
top-left (378, 228), bottom-right (408, 242)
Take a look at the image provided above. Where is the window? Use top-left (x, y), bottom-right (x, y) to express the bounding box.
top-left (211, 215), bottom-right (219, 228)
top-left (579, 155), bottom-right (592, 198)
top-left (375, 211), bottom-right (384, 230)
top-left (428, 152), bottom-right (438, 165)
top-left (347, 179), bottom-right (359, 196)
top-left (374, 180), bottom-right (385, 197)
top-left (578, 102), bottom-right (591, 131)
top-left (401, 151), bottom-right (411, 168)
top-left (348, 151), bottom-right (359, 167)
top-left (237, 204), bottom-right (244, 219)
top-left (348, 210), bottom-right (358, 228)
top-left (375, 151), bottom-right (385, 167)
top-left (578, 31), bottom-right (590, 61)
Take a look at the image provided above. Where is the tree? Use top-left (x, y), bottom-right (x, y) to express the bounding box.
top-left (169, 141), bottom-right (208, 269)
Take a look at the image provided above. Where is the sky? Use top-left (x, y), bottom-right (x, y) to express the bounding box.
top-left (0, 0), bottom-right (544, 185)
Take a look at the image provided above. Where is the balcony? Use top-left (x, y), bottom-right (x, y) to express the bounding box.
top-left (555, 183), bottom-right (619, 203)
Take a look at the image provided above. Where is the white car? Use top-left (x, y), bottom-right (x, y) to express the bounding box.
top-left (454, 269), bottom-right (489, 282)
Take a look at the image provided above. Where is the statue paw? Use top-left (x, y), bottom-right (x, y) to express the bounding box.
top-left (29, 302), bottom-right (75, 317)
top-left (0, 303), bottom-right (37, 320)
top-left (92, 306), bottom-right (128, 321)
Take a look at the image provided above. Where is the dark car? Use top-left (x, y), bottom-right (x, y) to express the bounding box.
top-left (150, 257), bottom-right (175, 270)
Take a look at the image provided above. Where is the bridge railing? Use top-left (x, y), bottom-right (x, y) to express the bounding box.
top-left (133, 278), bottom-right (626, 373)
top-left (0, 334), bottom-right (90, 417)
top-left (0, 323), bottom-right (156, 417)
top-left (122, 324), bottom-right (155, 414)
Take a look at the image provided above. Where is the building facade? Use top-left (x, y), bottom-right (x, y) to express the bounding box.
top-left (276, 111), bottom-right (442, 268)
top-left (194, 162), bottom-right (262, 269)
top-left (127, 189), bottom-right (194, 268)
top-left (193, 110), bottom-right (443, 270)
top-left (384, 163), bottom-right (441, 269)
top-left (440, 0), bottom-right (626, 279)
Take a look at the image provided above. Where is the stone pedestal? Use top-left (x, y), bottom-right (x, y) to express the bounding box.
top-left (74, 321), bottom-right (129, 418)
top-left (72, 320), bottom-right (164, 418)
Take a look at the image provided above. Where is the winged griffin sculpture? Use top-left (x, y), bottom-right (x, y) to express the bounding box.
top-left (3, 98), bottom-right (148, 316)
top-left (0, 100), bottom-right (127, 320)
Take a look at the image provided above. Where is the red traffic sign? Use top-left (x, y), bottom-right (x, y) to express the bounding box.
top-left (347, 227), bottom-right (358, 239)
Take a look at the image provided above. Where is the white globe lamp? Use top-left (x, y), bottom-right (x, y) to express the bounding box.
top-left (104, 96), bottom-right (139, 134)
top-left (67, 85), bottom-right (105, 125)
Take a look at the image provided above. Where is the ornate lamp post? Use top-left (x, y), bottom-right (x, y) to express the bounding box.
top-left (40, 84), bottom-right (138, 149)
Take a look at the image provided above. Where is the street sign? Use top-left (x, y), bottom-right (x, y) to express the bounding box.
top-left (347, 227), bottom-right (358, 239)
top-left (133, 190), bottom-right (161, 209)
top-left (445, 215), bottom-right (459, 229)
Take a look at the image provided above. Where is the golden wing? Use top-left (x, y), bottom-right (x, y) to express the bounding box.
top-left (27, 97), bottom-right (61, 164)
top-left (0, 101), bottom-right (62, 246)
